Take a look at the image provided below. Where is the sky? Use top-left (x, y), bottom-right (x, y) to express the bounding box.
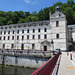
top-left (0, 0), bottom-right (73, 13)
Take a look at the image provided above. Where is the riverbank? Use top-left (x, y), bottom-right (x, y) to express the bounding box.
top-left (0, 50), bottom-right (52, 68)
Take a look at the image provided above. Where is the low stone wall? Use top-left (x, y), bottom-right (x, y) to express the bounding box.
top-left (0, 50), bottom-right (52, 68)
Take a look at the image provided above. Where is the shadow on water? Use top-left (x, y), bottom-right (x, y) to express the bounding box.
top-left (0, 65), bottom-right (36, 75)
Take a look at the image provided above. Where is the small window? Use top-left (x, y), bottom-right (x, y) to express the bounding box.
top-left (32, 44), bottom-right (35, 50)
top-left (4, 31), bottom-right (6, 34)
top-left (1, 27), bottom-right (3, 29)
top-left (0, 37), bottom-right (2, 40)
top-left (38, 35), bottom-right (40, 39)
top-left (8, 31), bottom-right (10, 34)
top-left (13, 31), bottom-right (14, 34)
top-left (8, 36), bottom-right (10, 40)
top-left (44, 28), bottom-right (47, 32)
top-left (56, 34), bottom-right (59, 38)
top-left (27, 29), bottom-right (29, 33)
top-left (1, 31), bottom-right (2, 34)
top-left (5, 27), bottom-right (7, 29)
top-left (22, 30), bottom-right (24, 33)
top-left (33, 35), bottom-right (35, 39)
top-left (44, 34), bottom-right (47, 39)
top-left (17, 36), bottom-right (19, 40)
top-left (22, 36), bottom-right (24, 40)
top-left (17, 30), bottom-right (19, 34)
top-left (33, 29), bottom-right (35, 33)
top-left (56, 21), bottom-right (59, 27)
top-left (38, 28), bottom-right (40, 32)
top-left (27, 35), bottom-right (29, 39)
top-left (3, 44), bottom-right (5, 48)
top-left (11, 44), bottom-right (14, 48)
top-left (9, 26), bottom-right (11, 29)
top-left (4, 36), bottom-right (5, 40)
top-left (12, 36), bottom-right (14, 40)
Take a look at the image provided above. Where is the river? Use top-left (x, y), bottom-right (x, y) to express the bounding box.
top-left (0, 65), bottom-right (36, 75)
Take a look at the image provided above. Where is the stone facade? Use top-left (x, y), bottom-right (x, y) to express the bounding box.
top-left (0, 6), bottom-right (74, 51)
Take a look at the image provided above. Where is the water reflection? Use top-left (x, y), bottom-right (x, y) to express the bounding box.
top-left (0, 65), bottom-right (36, 75)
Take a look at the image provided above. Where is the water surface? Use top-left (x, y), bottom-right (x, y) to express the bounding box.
top-left (0, 65), bottom-right (36, 75)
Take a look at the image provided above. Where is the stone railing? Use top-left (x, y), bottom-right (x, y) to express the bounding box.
top-left (0, 50), bottom-right (56, 58)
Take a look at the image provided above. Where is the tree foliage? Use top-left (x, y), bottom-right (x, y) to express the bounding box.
top-left (0, 0), bottom-right (75, 26)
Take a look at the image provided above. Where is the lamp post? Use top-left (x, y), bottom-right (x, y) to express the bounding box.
top-left (51, 40), bottom-right (54, 55)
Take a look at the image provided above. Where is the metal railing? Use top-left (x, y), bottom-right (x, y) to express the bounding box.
top-left (31, 52), bottom-right (60, 75)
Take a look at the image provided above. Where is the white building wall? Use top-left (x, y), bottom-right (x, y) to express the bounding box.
top-left (50, 17), bottom-right (67, 51)
top-left (0, 21), bottom-right (51, 51)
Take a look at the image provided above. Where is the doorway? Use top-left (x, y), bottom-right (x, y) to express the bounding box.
top-left (44, 46), bottom-right (47, 51)
top-left (21, 44), bottom-right (24, 50)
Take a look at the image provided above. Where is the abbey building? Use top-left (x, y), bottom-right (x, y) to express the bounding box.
top-left (0, 6), bottom-right (74, 51)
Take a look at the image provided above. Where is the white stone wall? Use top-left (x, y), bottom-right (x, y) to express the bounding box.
top-left (50, 17), bottom-right (67, 51)
top-left (0, 55), bottom-right (47, 68)
top-left (0, 21), bottom-right (52, 51)
top-left (72, 32), bottom-right (75, 41)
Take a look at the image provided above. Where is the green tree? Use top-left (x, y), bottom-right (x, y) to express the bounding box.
top-left (63, 7), bottom-right (73, 24)
top-left (7, 20), bottom-right (13, 25)
top-left (67, 0), bottom-right (74, 6)
top-left (0, 17), bottom-right (7, 25)
top-left (0, 22), bottom-right (3, 26)
top-left (25, 12), bottom-right (30, 18)
top-left (18, 18), bottom-right (25, 23)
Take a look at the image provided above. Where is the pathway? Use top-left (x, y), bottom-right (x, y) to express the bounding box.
top-left (58, 52), bottom-right (75, 75)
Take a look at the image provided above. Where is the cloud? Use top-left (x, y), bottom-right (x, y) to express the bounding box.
top-left (32, 1), bottom-right (38, 5)
top-left (24, 0), bottom-right (30, 4)
top-left (24, 0), bottom-right (38, 4)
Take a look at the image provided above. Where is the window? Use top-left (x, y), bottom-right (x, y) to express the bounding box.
top-left (1, 27), bottom-right (3, 29)
top-left (32, 44), bottom-right (35, 50)
top-left (44, 34), bottom-right (47, 39)
top-left (56, 34), bottom-right (59, 38)
top-left (27, 35), bottom-right (29, 39)
top-left (33, 35), bottom-right (35, 39)
top-left (5, 27), bottom-right (7, 29)
top-left (33, 29), bottom-right (35, 33)
top-left (22, 30), bottom-right (24, 33)
top-left (11, 44), bottom-right (14, 48)
top-left (0, 37), bottom-right (1, 40)
top-left (17, 36), bottom-right (19, 40)
top-left (3, 44), bottom-right (5, 48)
top-left (12, 36), bottom-right (14, 40)
top-left (8, 36), bottom-right (10, 40)
top-left (27, 29), bottom-right (29, 33)
top-left (44, 28), bottom-right (47, 32)
top-left (56, 21), bottom-right (59, 27)
top-left (4, 36), bottom-right (5, 40)
top-left (38, 28), bottom-right (40, 32)
top-left (22, 36), bottom-right (24, 40)
top-left (1, 31), bottom-right (2, 34)
top-left (4, 31), bottom-right (6, 34)
top-left (13, 31), bottom-right (14, 34)
top-left (8, 31), bottom-right (10, 34)
top-left (38, 35), bottom-right (40, 39)
top-left (17, 30), bottom-right (19, 34)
